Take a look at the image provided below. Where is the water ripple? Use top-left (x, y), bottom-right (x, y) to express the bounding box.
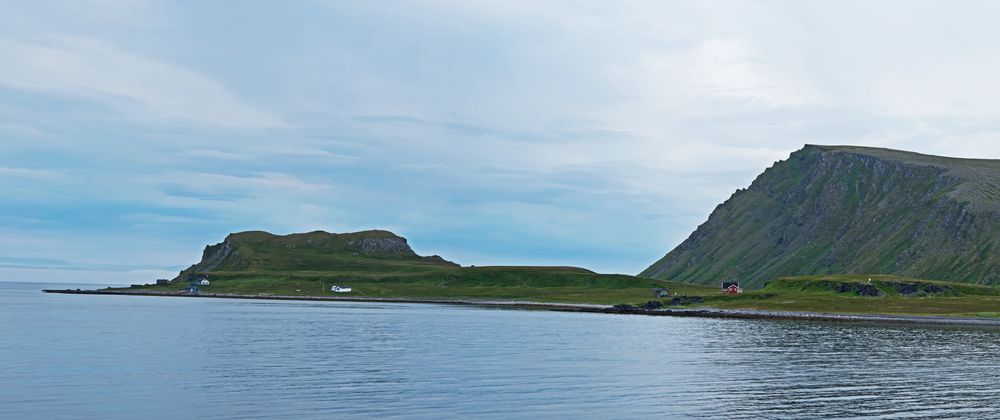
top-left (1, 283), bottom-right (999, 419)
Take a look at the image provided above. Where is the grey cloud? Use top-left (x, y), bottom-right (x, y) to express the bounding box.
top-left (0, 256), bottom-right (184, 272)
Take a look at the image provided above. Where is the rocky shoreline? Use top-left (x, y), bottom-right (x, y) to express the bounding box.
top-left (43, 288), bottom-right (1000, 327)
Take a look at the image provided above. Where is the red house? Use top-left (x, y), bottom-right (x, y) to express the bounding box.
top-left (722, 281), bottom-right (743, 295)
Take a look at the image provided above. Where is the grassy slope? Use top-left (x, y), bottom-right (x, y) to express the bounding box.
top-left (642, 145), bottom-right (1000, 287)
top-left (816, 145), bottom-right (1000, 210)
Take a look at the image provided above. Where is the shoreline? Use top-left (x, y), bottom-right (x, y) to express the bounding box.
top-left (43, 288), bottom-right (1000, 327)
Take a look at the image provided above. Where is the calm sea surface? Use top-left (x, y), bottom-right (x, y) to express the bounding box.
top-left (1, 281), bottom-right (999, 419)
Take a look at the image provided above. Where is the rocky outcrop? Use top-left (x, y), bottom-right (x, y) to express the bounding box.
top-left (667, 295), bottom-right (706, 306)
top-left (833, 282), bottom-right (881, 297)
top-left (642, 145), bottom-right (1000, 287)
top-left (347, 237), bottom-right (416, 257)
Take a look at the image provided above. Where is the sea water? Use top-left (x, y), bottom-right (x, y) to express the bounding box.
top-left (1, 281), bottom-right (999, 419)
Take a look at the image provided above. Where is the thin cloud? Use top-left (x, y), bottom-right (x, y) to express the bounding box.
top-left (0, 166), bottom-right (61, 180)
top-left (0, 255), bottom-right (184, 272)
top-left (4, 1), bottom-right (1000, 282)
top-left (0, 35), bottom-right (284, 129)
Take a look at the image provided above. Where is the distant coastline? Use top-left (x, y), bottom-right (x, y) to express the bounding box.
top-left (43, 289), bottom-right (1000, 328)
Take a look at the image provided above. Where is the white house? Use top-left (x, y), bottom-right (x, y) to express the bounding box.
top-left (331, 285), bottom-right (352, 293)
top-left (198, 279), bottom-right (210, 286)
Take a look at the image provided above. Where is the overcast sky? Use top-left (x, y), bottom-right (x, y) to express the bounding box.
top-left (3, 0), bottom-right (1000, 284)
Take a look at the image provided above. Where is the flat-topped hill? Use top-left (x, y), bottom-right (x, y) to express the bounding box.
top-left (172, 230), bottom-right (457, 281)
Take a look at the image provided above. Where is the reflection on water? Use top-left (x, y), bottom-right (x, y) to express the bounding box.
top-left (1, 281), bottom-right (998, 419)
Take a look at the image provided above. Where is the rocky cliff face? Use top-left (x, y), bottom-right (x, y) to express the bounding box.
top-left (173, 229), bottom-right (456, 280)
top-left (641, 145), bottom-right (1000, 287)
top-left (347, 236), bottom-right (416, 257)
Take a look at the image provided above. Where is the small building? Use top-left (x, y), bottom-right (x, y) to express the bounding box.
top-left (156, 279), bottom-right (170, 285)
top-left (188, 274), bottom-right (209, 286)
top-left (652, 287), bottom-right (673, 298)
top-left (183, 286), bottom-right (200, 294)
top-left (331, 285), bottom-right (352, 293)
top-left (722, 281), bottom-right (743, 295)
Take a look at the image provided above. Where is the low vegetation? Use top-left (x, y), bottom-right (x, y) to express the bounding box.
top-left (122, 272), bottom-right (1000, 318)
top-left (124, 265), bottom-right (717, 306)
top-left (115, 230), bottom-right (1000, 318)
top-left (657, 275), bottom-right (1000, 317)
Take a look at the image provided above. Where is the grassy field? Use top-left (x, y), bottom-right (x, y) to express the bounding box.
top-left (121, 269), bottom-right (1000, 317)
top-left (690, 275), bottom-right (1000, 317)
top-left (124, 265), bottom-right (718, 305)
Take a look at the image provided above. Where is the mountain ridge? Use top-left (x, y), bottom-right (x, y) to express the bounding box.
top-left (641, 144), bottom-right (1000, 287)
top-left (806, 144), bottom-right (1000, 212)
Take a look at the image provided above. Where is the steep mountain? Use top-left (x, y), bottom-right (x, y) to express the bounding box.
top-left (641, 145), bottom-right (1000, 288)
top-left (173, 230), bottom-right (457, 281)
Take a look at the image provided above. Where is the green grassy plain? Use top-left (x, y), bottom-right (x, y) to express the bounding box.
top-left (122, 268), bottom-right (1000, 318)
top-left (126, 265), bottom-right (717, 305)
top-left (692, 275), bottom-right (1000, 317)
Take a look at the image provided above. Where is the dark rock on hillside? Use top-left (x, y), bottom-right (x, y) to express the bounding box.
top-left (836, 283), bottom-right (881, 297)
top-left (667, 295), bottom-right (705, 306)
top-left (887, 281), bottom-right (952, 296)
top-left (829, 282), bottom-right (883, 296)
top-left (347, 236), bottom-right (416, 257)
top-left (642, 145), bottom-right (1000, 287)
top-left (893, 282), bottom-right (920, 296)
top-left (640, 300), bottom-right (663, 310)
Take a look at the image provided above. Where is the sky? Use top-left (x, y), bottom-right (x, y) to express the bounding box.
top-left (3, 0), bottom-right (1000, 284)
